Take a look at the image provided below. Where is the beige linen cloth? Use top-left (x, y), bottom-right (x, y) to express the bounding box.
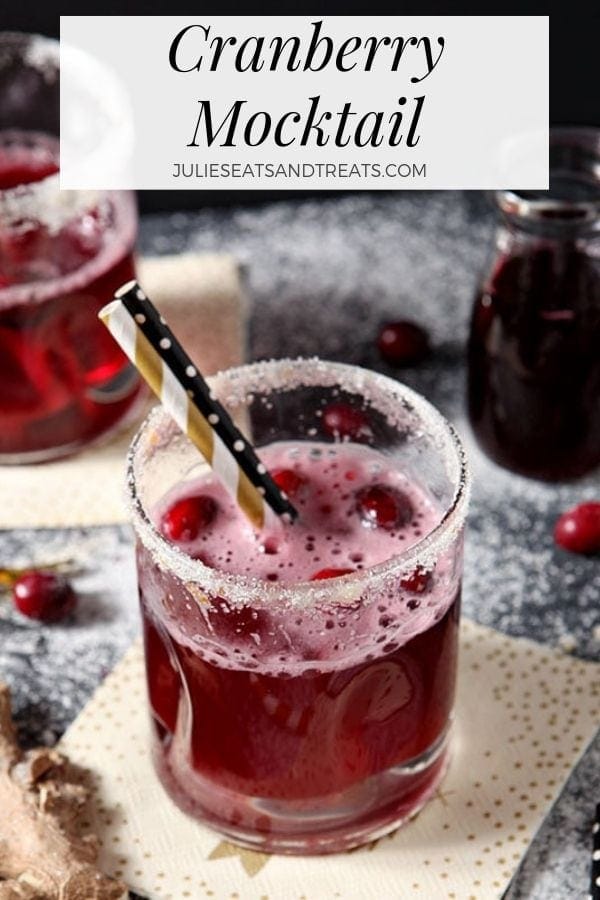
top-left (0, 254), bottom-right (248, 528)
top-left (60, 618), bottom-right (600, 900)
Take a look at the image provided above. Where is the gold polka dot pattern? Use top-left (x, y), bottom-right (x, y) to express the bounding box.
top-left (59, 619), bottom-right (600, 900)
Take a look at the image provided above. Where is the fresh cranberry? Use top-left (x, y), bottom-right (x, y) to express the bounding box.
top-left (262, 536), bottom-right (279, 555)
top-left (554, 502), bottom-right (600, 554)
top-left (321, 403), bottom-right (371, 441)
top-left (311, 568), bottom-right (356, 580)
top-left (12, 570), bottom-right (77, 622)
top-left (270, 468), bottom-right (307, 498)
top-left (377, 320), bottom-right (430, 367)
top-left (160, 495), bottom-right (217, 542)
top-left (356, 484), bottom-right (413, 530)
top-left (400, 568), bottom-right (433, 593)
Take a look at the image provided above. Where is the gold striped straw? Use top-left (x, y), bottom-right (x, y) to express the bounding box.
top-left (99, 281), bottom-right (298, 530)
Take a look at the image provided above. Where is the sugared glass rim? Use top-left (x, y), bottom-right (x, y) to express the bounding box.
top-left (127, 358), bottom-right (470, 607)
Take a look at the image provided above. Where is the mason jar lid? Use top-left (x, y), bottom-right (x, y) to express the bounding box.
top-left (496, 128), bottom-right (600, 229)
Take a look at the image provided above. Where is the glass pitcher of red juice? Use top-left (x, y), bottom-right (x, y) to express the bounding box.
top-left (468, 128), bottom-right (600, 481)
top-left (0, 32), bottom-right (144, 462)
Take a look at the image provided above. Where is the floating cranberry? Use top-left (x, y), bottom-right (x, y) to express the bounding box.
top-left (554, 502), bottom-right (600, 554)
top-left (321, 403), bottom-right (371, 441)
top-left (270, 468), bottom-right (307, 498)
top-left (12, 570), bottom-right (77, 622)
top-left (400, 568), bottom-right (433, 594)
top-left (311, 568), bottom-right (355, 580)
top-left (160, 495), bottom-right (217, 542)
top-left (377, 320), bottom-right (430, 367)
top-left (356, 484), bottom-right (413, 530)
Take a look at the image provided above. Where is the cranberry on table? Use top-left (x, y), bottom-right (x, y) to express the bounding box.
top-left (377, 320), bottom-right (430, 367)
top-left (554, 502), bottom-right (600, 554)
top-left (12, 570), bottom-right (77, 622)
top-left (160, 495), bottom-right (217, 542)
top-left (270, 468), bottom-right (307, 498)
top-left (356, 484), bottom-right (413, 530)
top-left (311, 568), bottom-right (356, 580)
top-left (321, 403), bottom-right (371, 441)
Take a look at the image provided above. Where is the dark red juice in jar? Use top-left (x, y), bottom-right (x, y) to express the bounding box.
top-left (0, 131), bottom-right (143, 461)
top-left (138, 440), bottom-right (462, 853)
top-left (468, 130), bottom-right (600, 480)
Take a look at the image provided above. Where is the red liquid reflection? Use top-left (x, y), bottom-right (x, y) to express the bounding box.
top-left (468, 246), bottom-right (600, 480)
top-left (0, 135), bottom-right (142, 459)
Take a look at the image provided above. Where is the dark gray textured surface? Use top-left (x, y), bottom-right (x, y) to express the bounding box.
top-left (1, 192), bottom-right (599, 899)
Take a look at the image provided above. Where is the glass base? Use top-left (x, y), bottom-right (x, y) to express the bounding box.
top-left (153, 726), bottom-right (451, 855)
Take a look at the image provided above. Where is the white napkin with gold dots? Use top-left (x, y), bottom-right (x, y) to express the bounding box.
top-left (0, 253), bottom-right (248, 529)
top-left (59, 618), bottom-right (600, 900)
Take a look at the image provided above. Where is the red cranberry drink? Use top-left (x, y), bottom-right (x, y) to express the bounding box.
top-left (145, 445), bottom-right (459, 841)
top-left (467, 131), bottom-right (600, 481)
top-left (0, 34), bottom-right (143, 461)
top-left (130, 360), bottom-right (469, 853)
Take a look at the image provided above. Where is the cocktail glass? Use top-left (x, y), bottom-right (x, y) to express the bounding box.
top-left (129, 359), bottom-right (469, 854)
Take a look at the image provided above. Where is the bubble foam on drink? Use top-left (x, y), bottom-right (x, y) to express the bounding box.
top-left (148, 441), bottom-right (461, 675)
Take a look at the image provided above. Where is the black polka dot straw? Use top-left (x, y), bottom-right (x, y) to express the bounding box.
top-left (591, 803), bottom-right (600, 900)
top-left (99, 281), bottom-right (298, 530)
